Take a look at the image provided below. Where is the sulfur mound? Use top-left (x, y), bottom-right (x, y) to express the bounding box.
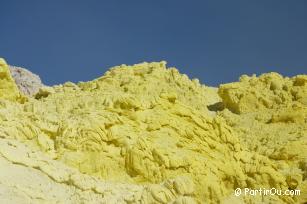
top-left (218, 72), bottom-right (307, 203)
top-left (218, 72), bottom-right (307, 114)
top-left (0, 58), bottom-right (306, 203)
top-left (0, 59), bottom-right (24, 101)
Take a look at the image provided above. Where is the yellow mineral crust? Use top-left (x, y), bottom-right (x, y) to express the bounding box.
top-left (0, 58), bottom-right (23, 101)
top-left (218, 72), bottom-right (307, 203)
top-left (218, 72), bottom-right (307, 114)
top-left (0, 60), bottom-right (306, 203)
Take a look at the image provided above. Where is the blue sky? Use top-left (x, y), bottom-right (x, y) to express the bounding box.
top-left (1, 0), bottom-right (306, 86)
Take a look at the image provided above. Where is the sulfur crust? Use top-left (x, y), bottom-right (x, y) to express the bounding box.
top-left (0, 59), bottom-right (24, 102)
top-left (0, 58), bottom-right (306, 203)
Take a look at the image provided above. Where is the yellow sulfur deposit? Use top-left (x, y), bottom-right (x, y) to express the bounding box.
top-left (0, 59), bottom-right (24, 101)
top-left (0, 58), bottom-right (306, 203)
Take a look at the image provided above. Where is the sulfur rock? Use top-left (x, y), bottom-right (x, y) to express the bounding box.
top-left (0, 58), bottom-right (306, 203)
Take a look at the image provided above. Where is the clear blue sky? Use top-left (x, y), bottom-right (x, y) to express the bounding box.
top-left (1, 0), bottom-right (306, 86)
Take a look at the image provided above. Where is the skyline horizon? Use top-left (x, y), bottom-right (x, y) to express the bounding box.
top-left (1, 1), bottom-right (306, 86)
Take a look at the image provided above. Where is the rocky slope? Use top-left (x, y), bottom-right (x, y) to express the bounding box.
top-left (0, 58), bottom-right (306, 203)
top-left (9, 65), bottom-right (44, 96)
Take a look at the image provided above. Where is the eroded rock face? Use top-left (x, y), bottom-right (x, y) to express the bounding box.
top-left (0, 59), bottom-right (22, 101)
top-left (218, 72), bottom-right (307, 204)
top-left (9, 65), bottom-right (44, 97)
top-left (218, 72), bottom-right (307, 114)
top-left (0, 58), bottom-right (306, 203)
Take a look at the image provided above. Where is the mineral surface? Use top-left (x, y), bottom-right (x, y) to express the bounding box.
top-left (0, 58), bottom-right (306, 203)
top-left (9, 65), bottom-right (44, 96)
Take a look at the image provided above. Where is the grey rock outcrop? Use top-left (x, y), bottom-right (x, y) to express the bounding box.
top-left (9, 65), bottom-right (44, 96)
